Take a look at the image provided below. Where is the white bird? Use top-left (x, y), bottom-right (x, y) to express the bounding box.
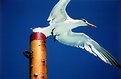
top-left (33, 0), bottom-right (121, 68)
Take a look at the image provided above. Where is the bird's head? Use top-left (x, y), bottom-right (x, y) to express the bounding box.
top-left (79, 18), bottom-right (96, 28)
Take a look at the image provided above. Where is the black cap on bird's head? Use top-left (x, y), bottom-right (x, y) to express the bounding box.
top-left (80, 18), bottom-right (96, 28)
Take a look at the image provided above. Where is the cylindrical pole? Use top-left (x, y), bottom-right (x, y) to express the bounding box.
top-left (30, 32), bottom-right (47, 79)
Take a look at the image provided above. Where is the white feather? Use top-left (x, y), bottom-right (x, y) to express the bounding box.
top-left (48, 0), bottom-right (72, 24)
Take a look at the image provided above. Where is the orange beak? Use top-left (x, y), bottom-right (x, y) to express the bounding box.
top-left (87, 23), bottom-right (96, 28)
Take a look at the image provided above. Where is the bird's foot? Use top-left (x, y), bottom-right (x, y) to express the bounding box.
top-left (53, 35), bottom-right (57, 42)
top-left (53, 34), bottom-right (61, 42)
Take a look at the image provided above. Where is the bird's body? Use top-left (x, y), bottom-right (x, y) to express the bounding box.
top-left (32, 0), bottom-right (121, 68)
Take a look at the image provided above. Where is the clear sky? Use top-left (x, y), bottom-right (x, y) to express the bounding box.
top-left (1, 0), bottom-right (121, 79)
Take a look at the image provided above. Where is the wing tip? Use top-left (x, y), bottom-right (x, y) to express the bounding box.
top-left (116, 64), bottom-right (121, 69)
top-left (109, 62), bottom-right (121, 69)
top-left (89, 41), bottom-right (121, 69)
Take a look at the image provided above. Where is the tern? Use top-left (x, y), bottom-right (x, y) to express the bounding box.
top-left (33, 0), bottom-right (121, 68)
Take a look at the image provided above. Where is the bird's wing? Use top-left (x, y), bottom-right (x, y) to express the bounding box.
top-left (57, 32), bottom-right (121, 68)
top-left (48, 0), bottom-right (72, 24)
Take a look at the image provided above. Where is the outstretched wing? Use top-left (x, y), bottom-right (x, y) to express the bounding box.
top-left (48, 0), bottom-right (72, 24)
top-left (57, 32), bottom-right (121, 68)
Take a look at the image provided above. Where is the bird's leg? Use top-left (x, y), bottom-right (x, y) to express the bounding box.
top-left (51, 28), bottom-right (55, 36)
top-left (51, 28), bottom-right (57, 42)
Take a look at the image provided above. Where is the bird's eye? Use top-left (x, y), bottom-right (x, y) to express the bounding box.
top-left (82, 19), bottom-right (87, 22)
top-left (80, 18), bottom-right (87, 22)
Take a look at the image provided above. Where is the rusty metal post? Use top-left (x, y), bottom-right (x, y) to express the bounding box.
top-left (30, 32), bottom-right (47, 79)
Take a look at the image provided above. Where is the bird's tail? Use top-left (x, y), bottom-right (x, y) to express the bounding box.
top-left (85, 40), bottom-right (121, 69)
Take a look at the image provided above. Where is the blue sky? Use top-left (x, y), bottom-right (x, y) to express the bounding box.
top-left (1, 0), bottom-right (121, 79)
